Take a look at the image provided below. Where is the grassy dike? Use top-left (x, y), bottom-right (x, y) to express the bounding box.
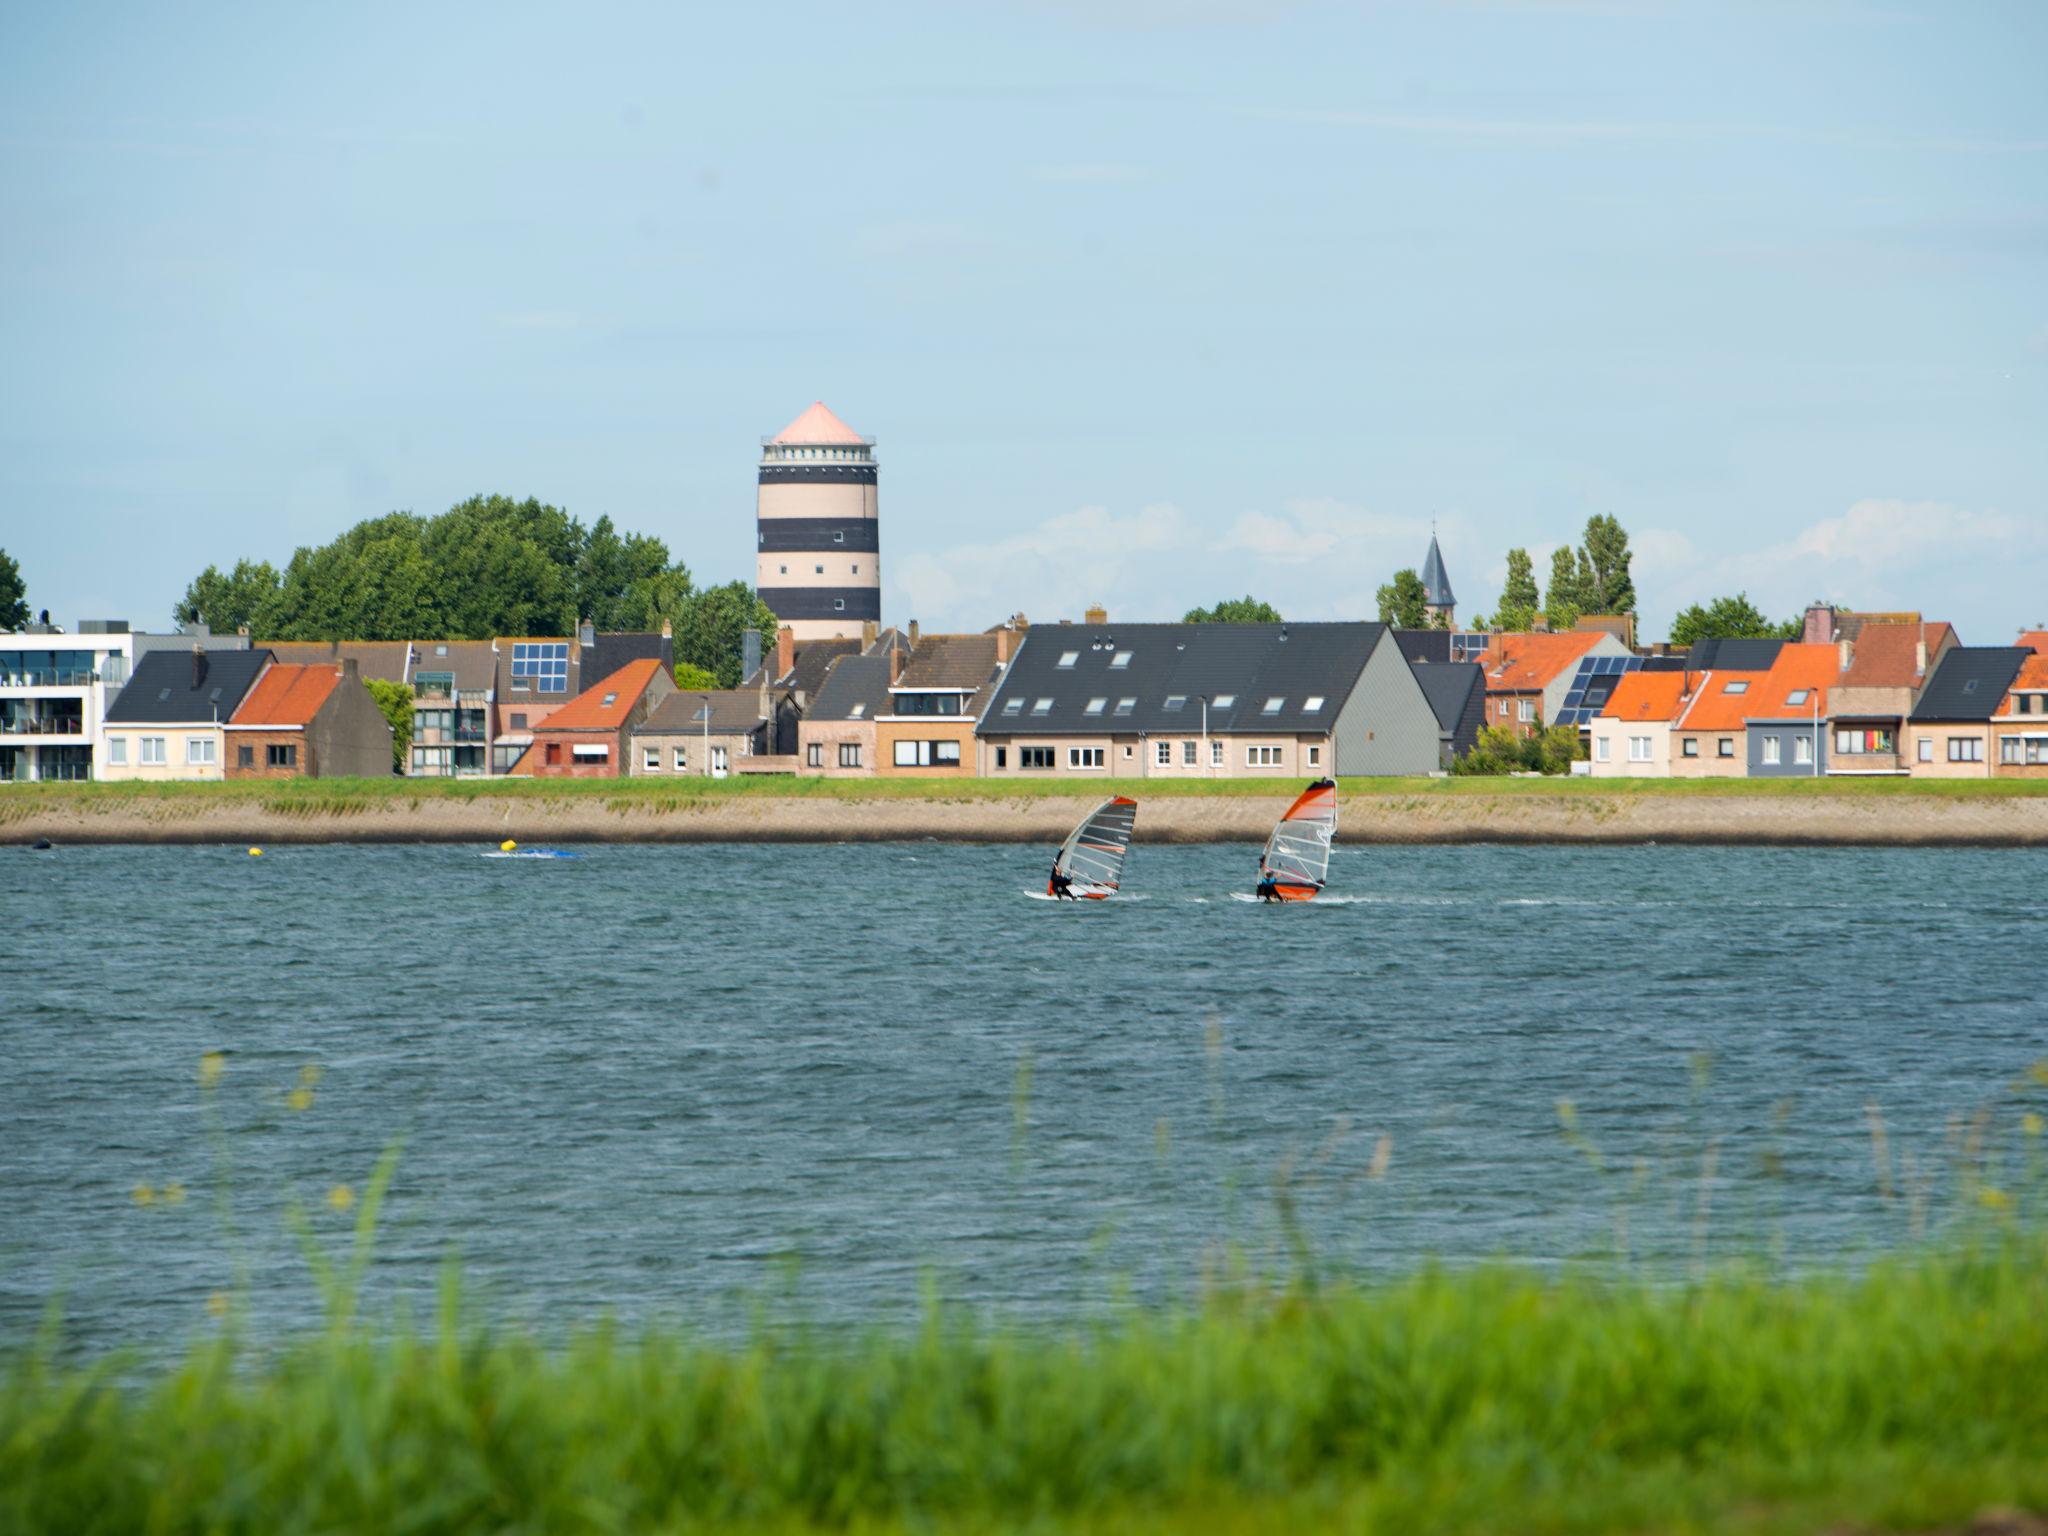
top-left (6, 1236), bottom-right (2047, 1534)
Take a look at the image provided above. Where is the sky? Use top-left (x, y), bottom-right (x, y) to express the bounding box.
top-left (2, 0), bottom-right (2044, 642)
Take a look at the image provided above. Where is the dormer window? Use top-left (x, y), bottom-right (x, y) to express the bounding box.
top-left (1057, 652), bottom-right (1078, 669)
top-left (1109, 651), bottom-right (1132, 669)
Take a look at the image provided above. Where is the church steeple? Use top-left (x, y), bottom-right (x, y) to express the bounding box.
top-left (1420, 529), bottom-right (1455, 627)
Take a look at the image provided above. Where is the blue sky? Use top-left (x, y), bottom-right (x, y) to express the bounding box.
top-left (3, 0), bottom-right (2044, 641)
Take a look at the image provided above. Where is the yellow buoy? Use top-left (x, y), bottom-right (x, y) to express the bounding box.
top-left (247, 847), bottom-right (263, 857)
top-left (501, 838), bottom-right (518, 852)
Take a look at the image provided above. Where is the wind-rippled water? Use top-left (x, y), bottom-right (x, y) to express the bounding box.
top-left (2, 840), bottom-right (2043, 1353)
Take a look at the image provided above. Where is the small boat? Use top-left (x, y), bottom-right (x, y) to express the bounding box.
top-left (1253, 779), bottom-right (1336, 902)
top-left (1046, 796), bottom-right (1137, 900)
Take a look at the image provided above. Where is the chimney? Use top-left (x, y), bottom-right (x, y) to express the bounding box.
top-left (190, 646), bottom-right (207, 689)
top-left (1532, 613), bottom-right (1551, 633)
top-left (890, 647), bottom-right (907, 685)
top-left (1838, 638), bottom-right (1852, 674)
top-left (908, 619), bottom-right (920, 647)
top-left (1914, 638), bottom-right (1928, 677)
top-left (578, 616), bottom-right (595, 650)
top-left (340, 657), bottom-right (359, 682)
top-left (994, 626), bottom-right (1018, 664)
top-left (861, 619), bottom-right (878, 649)
top-left (741, 628), bottom-right (763, 682)
top-left (661, 618), bottom-right (673, 639)
top-left (236, 625), bottom-right (250, 641)
top-left (776, 624), bottom-right (795, 681)
top-left (1084, 605), bottom-right (1108, 626)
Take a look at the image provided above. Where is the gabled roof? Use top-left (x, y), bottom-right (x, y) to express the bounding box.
top-left (1674, 670), bottom-right (1770, 732)
top-left (1474, 630), bottom-right (1605, 694)
top-left (405, 639), bottom-right (498, 692)
top-left (1910, 647), bottom-right (2029, 722)
top-left (807, 654), bottom-right (895, 723)
top-left (105, 648), bottom-right (274, 725)
top-left (1600, 671), bottom-right (1688, 724)
top-left (637, 689), bottom-right (768, 736)
top-left (533, 658), bottom-right (666, 732)
top-left (2016, 631), bottom-right (2048, 655)
top-left (1838, 623), bottom-right (1953, 689)
top-left (1420, 534), bottom-right (1454, 608)
top-left (1994, 654), bottom-right (2048, 716)
top-left (896, 633), bottom-right (1003, 692)
top-left (755, 637), bottom-right (859, 698)
top-left (771, 401), bottom-right (866, 445)
top-left (979, 622), bottom-right (1386, 737)
top-left (260, 640), bottom-right (412, 683)
top-left (1741, 643), bottom-right (1839, 721)
top-left (229, 663), bottom-right (341, 728)
top-left (580, 631), bottom-right (673, 689)
top-left (1411, 661), bottom-right (1483, 733)
top-left (1683, 637), bottom-right (1785, 672)
top-left (1392, 628), bottom-right (1452, 666)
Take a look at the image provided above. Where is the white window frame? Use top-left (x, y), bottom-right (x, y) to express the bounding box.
top-left (1067, 746), bottom-right (1105, 770)
top-left (140, 736), bottom-right (167, 766)
top-left (1155, 740), bottom-right (1171, 766)
top-left (1594, 736), bottom-right (1610, 763)
top-left (1794, 736), bottom-right (1813, 765)
top-left (108, 735), bottom-right (128, 766)
top-left (1306, 745), bottom-right (1321, 766)
top-left (1628, 735), bottom-right (1652, 763)
top-left (186, 737), bottom-right (215, 766)
top-left (1917, 737), bottom-right (1932, 763)
top-left (1762, 735), bottom-right (1781, 765)
top-left (673, 746), bottom-right (688, 770)
top-left (1247, 744), bottom-right (1283, 767)
top-left (1518, 700), bottom-right (1535, 724)
top-left (644, 747), bottom-right (660, 771)
top-left (1210, 740), bottom-right (1223, 766)
top-left (1182, 740), bottom-right (1196, 765)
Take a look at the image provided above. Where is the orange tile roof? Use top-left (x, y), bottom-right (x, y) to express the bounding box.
top-left (1599, 671), bottom-right (1687, 722)
top-left (1838, 623), bottom-right (1953, 688)
top-left (1995, 654), bottom-right (2048, 715)
top-left (1475, 631), bottom-right (1606, 693)
top-left (2017, 631), bottom-right (2048, 655)
top-left (531, 658), bottom-right (664, 732)
top-left (229, 663), bottom-right (341, 728)
top-left (771, 401), bottom-right (865, 445)
top-left (1741, 643), bottom-right (1839, 720)
top-left (1675, 670), bottom-right (1770, 731)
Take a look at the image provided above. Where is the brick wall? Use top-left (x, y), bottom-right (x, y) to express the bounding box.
top-left (225, 729), bottom-right (310, 779)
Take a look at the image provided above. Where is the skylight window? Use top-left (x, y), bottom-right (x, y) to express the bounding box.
top-left (1723, 680), bottom-right (1749, 694)
top-left (1031, 698), bottom-right (1053, 716)
top-left (1002, 698), bottom-right (1024, 715)
top-left (850, 703), bottom-right (866, 718)
top-left (1163, 695), bottom-right (1187, 711)
top-left (1109, 651), bottom-right (1132, 669)
top-left (1786, 689), bottom-right (1811, 706)
top-left (602, 692), bottom-right (618, 706)
top-left (1303, 696), bottom-right (1325, 712)
top-left (1212, 694), bottom-right (1235, 709)
top-left (1084, 698), bottom-right (1107, 715)
top-left (1261, 697), bottom-right (1284, 714)
top-left (1113, 698), bottom-right (1136, 715)
top-left (1057, 652), bottom-right (1079, 669)
top-left (1963, 679), bottom-right (1979, 693)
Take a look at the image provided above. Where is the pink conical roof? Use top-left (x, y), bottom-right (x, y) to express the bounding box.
top-left (771, 401), bottom-right (865, 445)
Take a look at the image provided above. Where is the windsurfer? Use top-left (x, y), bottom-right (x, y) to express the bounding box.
top-left (1254, 869), bottom-right (1281, 903)
top-left (1049, 861), bottom-right (1077, 900)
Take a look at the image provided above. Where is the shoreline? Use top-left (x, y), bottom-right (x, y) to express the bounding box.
top-left (9, 789), bottom-right (2048, 846)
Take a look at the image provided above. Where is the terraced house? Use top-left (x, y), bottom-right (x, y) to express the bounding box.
top-left (877, 627), bottom-right (1018, 777)
top-left (100, 648), bottom-right (272, 782)
top-left (1905, 647), bottom-right (2031, 778)
top-left (1991, 650), bottom-right (2048, 777)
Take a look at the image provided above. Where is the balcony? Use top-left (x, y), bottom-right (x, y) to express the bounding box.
top-left (0, 715), bottom-right (85, 737)
top-left (0, 670), bottom-right (97, 689)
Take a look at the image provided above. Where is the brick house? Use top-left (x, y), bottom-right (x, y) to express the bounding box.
top-left (1991, 652), bottom-right (2048, 777)
top-left (1471, 630), bottom-right (1629, 740)
top-left (517, 658), bottom-right (675, 778)
top-left (224, 658), bottom-right (395, 779)
top-left (1905, 647), bottom-right (2030, 779)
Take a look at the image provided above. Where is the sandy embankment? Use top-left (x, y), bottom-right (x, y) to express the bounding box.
top-left (8, 791), bottom-right (2048, 846)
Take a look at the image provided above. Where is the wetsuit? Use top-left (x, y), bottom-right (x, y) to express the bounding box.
top-left (1050, 863), bottom-right (1076, 900)
top-left (1255, 871), bottom-right (1280, 903)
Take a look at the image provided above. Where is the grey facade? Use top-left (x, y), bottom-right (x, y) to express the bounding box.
top-left (1746, 718), bottom-right (1829, 777)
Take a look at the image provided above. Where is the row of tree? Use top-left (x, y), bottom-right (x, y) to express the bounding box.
top-left (174, 496), bottom-right (779, 687)
top-left (1466, 514), bottom-right (1637, 632)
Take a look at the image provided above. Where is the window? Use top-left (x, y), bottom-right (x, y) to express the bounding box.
top-left (1499, 701), bottom-right (1510, 719)
top-left (1163, 695), bottom-right (1186, 712)
top-left (815, 565), bottom-right (824, 575)
top-left (1156, 740), bottom-right (1172, 765)
top-left (1031, 698), bottom-right (1053, 716)
top-left (1110, 651), bottom-right (1132, 669)
top-left (140, 737), bottom-right (167, 765)
top-left (1595, 736), bottom-right (1611, 763)
top-left (839, 742), bottom-right (862, 768)
top-left (1836, 727), bottom-right (1897, 756)
top-left (1123, 745), bottom-right (1134, 759)
top-left (1948, 737), bottom-right (1984, 763)
top-left (1786, 690), bottom-right (1811, 707)
top-left (1794, 737), bottom-right (1812, 765)
top-left (779, 565), bottom-right (788, 574)
top-left (1182, 740), bottom-right (1197, 765)
top-left (1002, 699), bottom-right (1024, 716)
top-left (1723, 680), bottom-right (1749, 695)
top-left (894, 740), bottom-right (962, 767)
top-left (601, 692), bottom-right (618, 707)
top-left (1628, 735), bottom-right (1652, 763)
top-left (1518, 700), bottom-right (1535, 723)
top-left (833, 530), bottom-right (845, 543)
top-left (1762, 736), bottom-right (1781, 765)
top-left (1307, 745), bottom-right (1321, 766)
top-left (851, 565), bottom-right (858, 574)
top-left (509, 713), bottom-right (527, 730)
top-left (1057, 652), bottom-right (1079, 669)
top-left (545, 743), bottom-right (561, 765)
top-left (238, 745), bottom-right (254, 768)
top-left (1068, 746), bottom-right (1105, 769)
top-left (833, 599), bottom-right (845, 612)
top-left (644, 748), bottom-right (660, 771)
top-left (1303, 696), bottom-right (1325, 712)
top-left (267, 743), bottom-right (297, 768)
top-left (1682, 737), bottom-right (1698, 757)
top-left (1019, 746), bottom-right (1054, 769)
top-left (1718, 738), bottom-right (1734, 758)
top-left (571, 743), bottom-right (609, 760)
top-left (1247, 745), bottom-right (1283, 766)
top-left (2001, 737), bottom-right (2048, 765)
top-left (1113, 698), bottom-right (1136, 716)
top-left (2001, 737), bottom-right (2021, 764)
top-left (1917, 737), bottom-right (1932, 763)
top-left (850, 703), bottom-right (867, 719)
top-left (1212, 695), bottom-right (1235, 710)
top-left (1261, 697), bottom-right (1284, 715)
top-left (806, 743), bottom-right (822, 768)
top-left (414, 671), bottom-right (454, 700)
top-left (673, 747), bottom-right (688, 770)
top-left (995, 747), bottom-right (1007, 769)
top-left (1210, 740), bottom-right (1223, 766)
top-left (1084, 698), bottom-right (1107, 715)
top-left (186, 737), bottom-right (215, 766)
top-left (108, 735), bottom-right (127, 766)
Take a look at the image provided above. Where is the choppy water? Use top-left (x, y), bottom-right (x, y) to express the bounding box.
top-left (2, 840), bottom-right (2043, 1352)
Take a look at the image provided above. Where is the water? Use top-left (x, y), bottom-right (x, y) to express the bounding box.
top-left (2, 840), bottom-right (2043, 1352)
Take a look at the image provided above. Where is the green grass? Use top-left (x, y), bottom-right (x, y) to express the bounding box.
top-left (6, 1237), bottom-right (2047, 1535)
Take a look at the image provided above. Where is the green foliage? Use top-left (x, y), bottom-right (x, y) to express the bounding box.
top-left (1495, 547), bottom-right (1540, 631)
top-left (1375, 568), bottom-right (1430, 629)
top-left (175, 558), bottom-right (283, 635)
top-left (1183, 595), bottom-right (1283, 624)
top-left (674, 661), bottom-right (719, 691)
top-left (1544, 546), bottom-right (1588, 630)
top-left (1452, 722), bottom-right (1586, 776)
top-left (1671, 592), bottom-right (1803, 646)
top-left (672, 581), bottom-right (780, 689)
top-left (0, 547), bottom-right (28, 630)
top-left (1581, 513), bottom-right (1636, 615)
top-left (363, 679), bottom-right (413, 772)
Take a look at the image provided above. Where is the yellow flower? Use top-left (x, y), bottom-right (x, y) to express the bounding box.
top-left (207, 1292), bottom-right (229, 1318)
top-left (131, 1183), bottom-right (156, 1207)
top-left (327, 1184), bottom-right (355, 1213)
top-left (1978, 1186), bottom-right (2013, 1213)
top-left (297, 1064), bottom-right (323, 1088)
top-left (287, 1087), bottom-right (314, 1112)
top-left (198, 1052), bottom-right (226, 1088)
top-left (162, 1182), bottom-right (187, 1205)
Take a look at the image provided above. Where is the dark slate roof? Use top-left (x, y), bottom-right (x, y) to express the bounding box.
top-left (580, 631), bottom-right (673, 689)
top-left (1684, 638), bottom-right (1785, 671)
top-left (978, 622), bottom-right (1385, 737)
top-left (1392, 628), bottom-right (1452, 666)
top-left (405, 639), bottom-right (498, 692)
top-left (105, 648), bottom-right (274, 724)
top-left (1410, 660), bottom-right (1483, 733)
top-left (637, 688), bottom-right (769, 736)
top-left (1420, 534), bottom-right (1455, 608)
top-left (774, 638), bottom-right (859, 698)
top-left (807, 654), bottom-right (894, 722)
top-left (1908, 646), bottom-right (2028, 722)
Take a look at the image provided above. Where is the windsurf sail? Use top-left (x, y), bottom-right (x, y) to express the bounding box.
top-left (1049, 796), bottom-right (1138, 898)
top-left (1257, 779), bottom-right (1336, 900)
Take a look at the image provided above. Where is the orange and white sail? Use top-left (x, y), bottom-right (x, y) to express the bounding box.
top-left (1259, 779), bottom-right (1336, 900)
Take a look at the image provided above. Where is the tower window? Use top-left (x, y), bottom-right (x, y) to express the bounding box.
top-left (816, 565), bottom-right (824, 574)
top-left (834, 599), bottom-right (846, 611)
top-left (834, 531), bottom-right (845, 543)
top-left (851, 564), bottom-right (859, 574)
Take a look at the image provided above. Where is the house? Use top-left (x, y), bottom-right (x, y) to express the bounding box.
top-left (878, 630), bottom-right (1015, 776)
top-left (1408, 660), bottom-right (1487, 768)
top-left (575, 618), bottom-right (675, 697)
top-left (519, 658), bottom-right (675, 777)
top-left (1991, 654), bottom-right (2048, 777)
top-left (224, 659), bottom-right (393, 778)
top-left (99, 648), bottom-right (273, 781)
top-left (1668, 670), bottom-right (1769, 776)
top-left (262, 640), bottom-right (413, 686)
top-left (491, 636), bottom-right (575, 769)
top-left (1824, 623), bottom-right (1957, 776)
top-left (1905, 647), bottom-right (2030, 778)
top-left (1, 620), bottom-right (139, 782)
top-left (1551, 653), bottom-right (1653, 732)
top-left (632, 688), bottom-right (776, 778)
top-left (976, 621), bottom-right (1443, 778)
top-left (1471, 630), bottom-right (1631, 739)
top-left (1589, 672), bottom-right (1689, 777)
top-left (1742, 644), bottom-right (1839, 777)
top-left (403, 640), bottom-right (497, 777)
top-left (796, 653), bottom-right (895, 776)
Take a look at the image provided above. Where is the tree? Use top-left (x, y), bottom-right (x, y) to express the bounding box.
top-left (1375, 569), bottom-right (1430, 629)
top-left (174, 558), bottom-right (283, 634)
top-left (1544, 546), bottom-right (1589, 630)
top-left (1450, 722), bottom-right (1585, 777)
top-left (672, 581), bottom-right (780, 689)
top-left (364, 677), bottom-right (413, 772)
top-left (1183, 596), bottom-right (1282, 624)
top-left (674, 660), bottom-right (719, 690)
top-left (0, 548), bottom-right (27, 631)
top-left (1669, 593), bottom-right (1802, 646)
top-left (1494, 547), bottom-right (1539, 631)
top-left (1581, 514), bottom-right (1635, 615)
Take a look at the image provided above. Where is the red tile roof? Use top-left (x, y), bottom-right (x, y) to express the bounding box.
top-left (1995, 654), bottom-right (2048, 716)
top-left (1474, 631), bottom-right (1607, 693)
top-left (1741, 643), bottom-right (1839, 720)
top-left (1675, 670), bottom-right (1770, 731)
top-left (1838, 623), bottom-right (1953, 688)
top-left (229, 663), bottom-right (341, 728)
top-left (1599, 671), bottom-right (1688, 723)
top-left (531, 658), bottom-right (664, 732)
top-left (2017, 631), bottom-right (2048, 655)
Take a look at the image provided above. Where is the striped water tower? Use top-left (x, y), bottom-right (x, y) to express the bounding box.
top-left (755, 402), bottom-right (879, 642)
